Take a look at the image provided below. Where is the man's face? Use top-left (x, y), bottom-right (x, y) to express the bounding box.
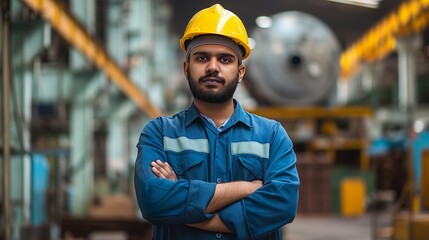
top-left (184, 44), bottom-right (245, 103)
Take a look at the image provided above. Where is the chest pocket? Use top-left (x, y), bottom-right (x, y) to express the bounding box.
top-left (167, 153), bottom-right (206, 180)
top-left (235, 155), bottom-right (265, 180)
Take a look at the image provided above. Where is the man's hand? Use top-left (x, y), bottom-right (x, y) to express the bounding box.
top-left (151, 159), bottom-right (263, 234)
top-left (205, 180), bottom-right (263, 213)
top-left (151, 160), bottom-right (178, 181)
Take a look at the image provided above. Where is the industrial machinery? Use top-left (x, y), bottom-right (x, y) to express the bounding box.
top-left (245, 11), bottom-right (341, 106)
top-left (242, 11), bottom-right (373, 218)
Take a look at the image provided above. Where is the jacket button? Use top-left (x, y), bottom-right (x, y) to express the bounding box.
top-left (216, 233), bottom-right (222, 238)
top-left (216, 178), bottom-right (222, 183)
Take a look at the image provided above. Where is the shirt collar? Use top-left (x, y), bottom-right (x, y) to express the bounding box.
top-left (229, 99), bottom-right (252, 129)
top-left (199, 113), bottom-right (230, 131)
top-left (185, 99), bottom-right (252, 129)
top-left (185, 103), bottom-right (200, 127)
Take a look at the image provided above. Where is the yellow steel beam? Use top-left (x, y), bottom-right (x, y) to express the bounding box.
top-left (22, 0), bottom-right (163, 118)
top-left (340, 0), bottom-right (429, 80)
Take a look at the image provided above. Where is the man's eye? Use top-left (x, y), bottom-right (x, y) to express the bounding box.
top-left (196, 56), bottom-right (207, 61)
top-left (220, 57), bottom-right (232, 63)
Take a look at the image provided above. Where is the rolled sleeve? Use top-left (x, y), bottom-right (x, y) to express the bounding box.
top-left (218, 200), bottom-right (251, 240)
top-left (219, 122), bottom-right (299, 239)
top-left (134, 119), bottom-right (216, 225)
top-left (185, 180), bottom-right (216, 223)
top-left (243, 122), bottom-right (299, 238)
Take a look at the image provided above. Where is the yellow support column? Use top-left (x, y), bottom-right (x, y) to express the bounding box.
top-left (340, 177), bottom-right (366, 217)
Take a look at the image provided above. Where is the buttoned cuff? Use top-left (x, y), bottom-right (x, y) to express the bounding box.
top-left (219, 200), bottom-right (251, 240)
top-left (185, 180), bottom-right (216, 223)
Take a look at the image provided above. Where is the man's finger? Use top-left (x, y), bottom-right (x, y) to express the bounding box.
top-left (151, 160), bottom-right (178, 180)
top-left (154, 160), bottom-right (171, 177)
top-left (152, 166), bottom-right (167, 178)
top-left (160, 161), bottom-right (175, 175)
top-left (161, 162), bottom-right (178, 180)
top-left (152, 162), bottom-right (168, 176)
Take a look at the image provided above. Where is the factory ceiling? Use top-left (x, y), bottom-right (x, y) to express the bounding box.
top-left (167, 0), bottom-right (427, 50)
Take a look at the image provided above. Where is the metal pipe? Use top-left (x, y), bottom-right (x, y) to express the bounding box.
top-left (396, 35), bottom-right (421, 112)
top-left (22, 0), bottom-right (162, 118)
top-left (1, 0), bottom-right (12, 239)
top-left (396, 34), bottom-right (422, 240)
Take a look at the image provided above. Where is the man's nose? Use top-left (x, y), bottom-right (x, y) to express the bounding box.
top-left (206, 58), bottom-right (220, 73)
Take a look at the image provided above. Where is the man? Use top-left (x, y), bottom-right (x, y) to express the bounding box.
top-left (134, 4), bottom-right (299, 240)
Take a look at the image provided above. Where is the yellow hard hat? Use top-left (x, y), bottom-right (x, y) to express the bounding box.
top-left (180, 4), bottom-right (251, 59)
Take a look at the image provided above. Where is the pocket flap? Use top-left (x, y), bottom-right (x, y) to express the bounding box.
top-left (238, 156), bottom-right (263, 178)
top-left (170, 155), bottom-right (204, 175)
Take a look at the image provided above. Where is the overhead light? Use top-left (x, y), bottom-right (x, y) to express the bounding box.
top-left (414, 120), bottom-right (425, 133)
top-left (255, 16), bottom-right (273, 28)
top-left (326, 0), bottom-right (381, 8)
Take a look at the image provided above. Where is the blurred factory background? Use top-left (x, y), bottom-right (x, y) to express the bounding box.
top-left (1, 0), bottom-right (429, 239)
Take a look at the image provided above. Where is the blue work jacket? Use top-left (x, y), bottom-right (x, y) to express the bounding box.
top-left (134, 100), bottom-right (299, 240)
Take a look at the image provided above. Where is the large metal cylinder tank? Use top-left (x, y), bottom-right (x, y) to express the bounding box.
top-left (245, 11), bottom-right (341, 106)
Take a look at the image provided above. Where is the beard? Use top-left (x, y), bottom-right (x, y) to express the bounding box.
top-left (187, 70), bottom-right (239, 104)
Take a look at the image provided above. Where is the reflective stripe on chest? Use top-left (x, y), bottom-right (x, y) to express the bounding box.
top-left (164, 137), bottom-right (270, 158)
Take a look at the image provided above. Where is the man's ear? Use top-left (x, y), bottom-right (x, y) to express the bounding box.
top-left (238, 64), bottom-right (246, 83)
top-left (183, 61), bottom-right (189, 80)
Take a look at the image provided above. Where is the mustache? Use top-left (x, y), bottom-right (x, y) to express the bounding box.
top-left (199, 73), bottom-right (225, 83)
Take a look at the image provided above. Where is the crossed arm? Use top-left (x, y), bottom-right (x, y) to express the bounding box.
top-left (151, 160), bottom-right (263, 232)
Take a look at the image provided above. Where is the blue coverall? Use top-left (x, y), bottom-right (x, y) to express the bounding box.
top-left (134, 100), bottom-right (299, 240)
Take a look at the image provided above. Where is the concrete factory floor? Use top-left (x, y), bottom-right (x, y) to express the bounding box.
top-left (284, 214), bottom-right (379, 240)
